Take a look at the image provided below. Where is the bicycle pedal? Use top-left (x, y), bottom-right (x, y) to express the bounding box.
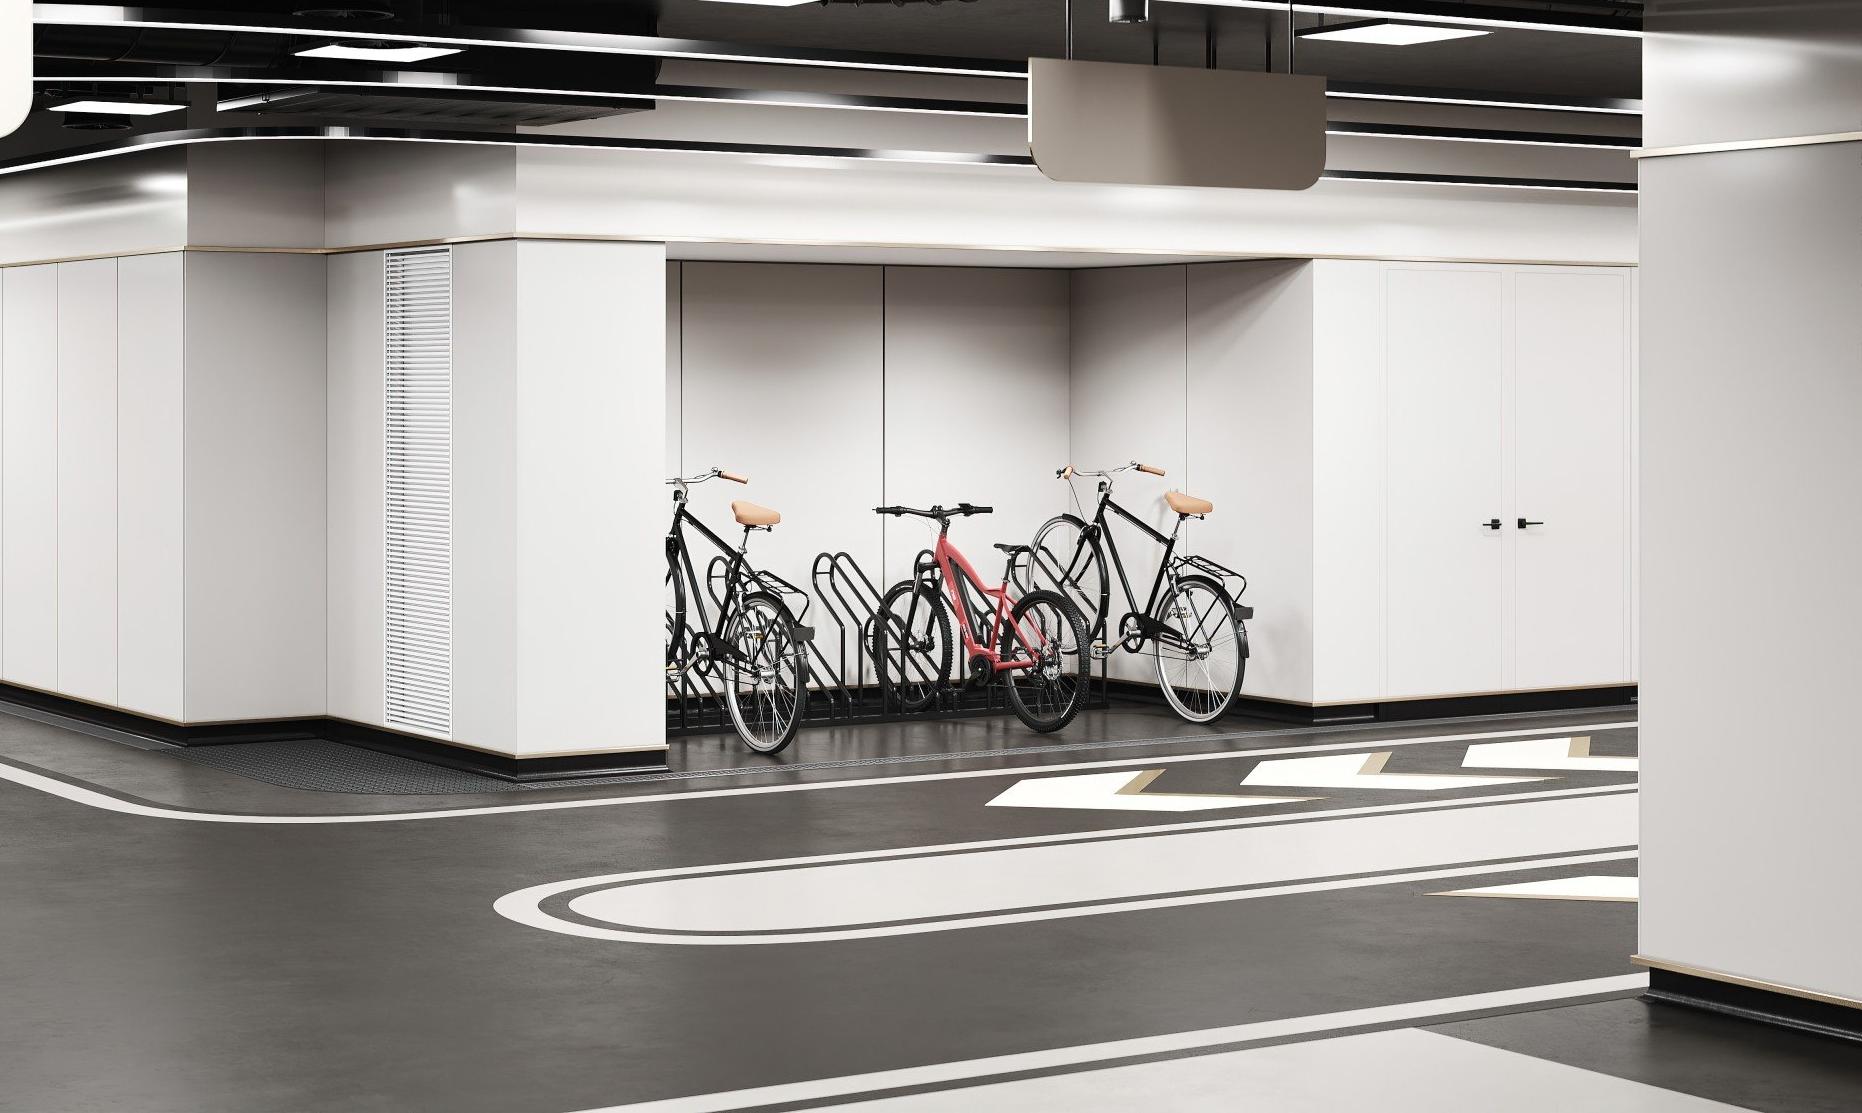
top-left (1090, 641), bottom-right (1113, 660)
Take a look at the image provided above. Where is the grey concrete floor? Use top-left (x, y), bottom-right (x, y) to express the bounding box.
top-left (0, 702), bottom-right (1852, 1112)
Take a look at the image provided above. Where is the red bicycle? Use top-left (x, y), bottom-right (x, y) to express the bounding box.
top-left (871, 503), bottom-right (1090, 733)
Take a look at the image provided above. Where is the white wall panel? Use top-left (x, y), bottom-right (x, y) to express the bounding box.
top-left (512, 241), bottom-right (665, 754)
top-left (449, 241), bottom-right (518, 751)
top-left (1513, 269), bottom-right (1632, 689)
top-left (1187, 261), bottom-right (1314, 704)
top-left (116, 253), bottom-right (185, 720)
top-left (56, 259), bottom-right (117, 704)
top-left (326, 250), bottom-right (386, 728)
top-left (1383, 268), bottom-right (1508, 698)
top-left (3, 265), bottom-right (59, 690)
top-left (680, 262), bottom-right (883, 610)
top-left (1311, 261), bottom-right (1385, 703)
top-left (1069, 266), bottom-right (1188, 681)
top-left (183, 253), bottom-right (327, 721)
top-left (666, 262), bottom-right (682, 477)
top-left (881, 267), bottom-right (1070, 586)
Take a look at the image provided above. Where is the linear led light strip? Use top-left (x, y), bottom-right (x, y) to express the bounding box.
top-left (0, 126), bottom-right (1639, 192)
top-left (1156, 0), bottom-right (1641, 37)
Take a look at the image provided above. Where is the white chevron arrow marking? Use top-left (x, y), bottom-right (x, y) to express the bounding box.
top-left (1241, 752), bottom-right (1546, 792)
top-left (988, 770), bottom-right (1312, 812)
top-left (1432, 875), bottom-right (1638, 903)
top-left (1462, 737), bottom-right (1638, 773)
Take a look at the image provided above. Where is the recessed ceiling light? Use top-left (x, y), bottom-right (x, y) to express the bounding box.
top-left (1297, 19), bottom-right (1489, 45)
top-left (49, 100), bottom-right (187, 115)
top-left (295, 42), bottom-right (463, 63)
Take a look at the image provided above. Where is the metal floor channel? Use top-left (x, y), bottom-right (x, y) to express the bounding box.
top-left (172, 739), bottom-right (517, 794)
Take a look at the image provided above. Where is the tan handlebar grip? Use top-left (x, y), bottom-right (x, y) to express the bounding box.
top-left (1138, 463), bottom-right (1166, 477)
top-left (1058, 465), bottom-right (1075, 480)
top-left (719, 470), bottom-right (748, 484)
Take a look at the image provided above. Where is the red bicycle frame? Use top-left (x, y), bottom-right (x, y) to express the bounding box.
top-left (920, 526), bottom-right (1047, 673)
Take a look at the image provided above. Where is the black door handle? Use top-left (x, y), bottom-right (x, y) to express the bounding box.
top-left (1481, 519), bottom-right (1502, 530)
top-left (1518, 518), bottom-right (1543, 529)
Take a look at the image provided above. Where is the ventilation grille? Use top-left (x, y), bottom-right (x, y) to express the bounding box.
top-left (384, 247), bottom-right (453, 738)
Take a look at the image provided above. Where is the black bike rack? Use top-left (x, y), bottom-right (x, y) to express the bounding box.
top-left (667, 549), bottom-right (1109, 737)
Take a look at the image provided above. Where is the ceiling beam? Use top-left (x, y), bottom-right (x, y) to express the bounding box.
top-left (1158, 0), bottom-right (1640, 36)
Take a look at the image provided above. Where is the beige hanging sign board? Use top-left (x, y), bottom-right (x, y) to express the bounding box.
top-left (1028, 58), bottom-right (1327, 190)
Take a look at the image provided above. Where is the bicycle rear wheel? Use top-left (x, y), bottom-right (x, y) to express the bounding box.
top-left (1000, 589), bottom-right (1090, 733)
top-left (1024, 515), bottom-right (1108, 640)
top-left (1152, 575), bottom-right (1245, 723)
top-left (722, 591), bottom-right (808, 754)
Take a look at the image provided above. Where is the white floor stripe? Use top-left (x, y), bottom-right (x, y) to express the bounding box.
top-left (0, 721), bottom-right (1636, 825)
top-left (566, 974), bottom-right (1651, 1113)
top-left (1242, 752), bottom-right (1545, 791)
top-left (1432, 875), bottom-right (1639, 903)
top-left (1464, 737), bottom-right (1639, 773)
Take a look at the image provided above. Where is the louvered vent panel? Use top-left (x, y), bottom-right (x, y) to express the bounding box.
top-left (384, 247), bottom-right (454, 738)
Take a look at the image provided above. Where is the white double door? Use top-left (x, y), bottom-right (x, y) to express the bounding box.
top-left (1385, 266), bottom-right (1633, 698)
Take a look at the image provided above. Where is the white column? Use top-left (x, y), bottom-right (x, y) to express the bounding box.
top-left (56, 259), bottom-right (118, 704)
top-left (2, 265), bottom-right (59, 691)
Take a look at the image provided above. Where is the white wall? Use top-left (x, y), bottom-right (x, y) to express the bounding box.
top-left (1638, 7), bottom-right (1862, 1004)
top-left (881, 267), bottom-right (1071, 585)
top-left (116, 253), bottom-right (185, 720)
top-left (182, 252), bottom-right (328, 721)
top-left (678, 262), bottom-right (884, 606)
top-left (2, 264), bottom-right (58, 692)
top-left (1188, 262), bottom-right (1316, 704)
top-left (326, 249), bottom-right (386, 729)
top-left (56, 259), bottom-right (118, 705)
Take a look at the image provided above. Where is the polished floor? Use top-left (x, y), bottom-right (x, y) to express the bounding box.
top-left (0, 701), bottom-right (1855, 1112)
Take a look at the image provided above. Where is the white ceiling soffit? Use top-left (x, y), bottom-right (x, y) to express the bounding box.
top-left (1029, 61), bottom-right (1327, 190)
top-left (1155, 1), bottom-right (1641, 38)
top-left (1, 0), bottom-right (27, 137)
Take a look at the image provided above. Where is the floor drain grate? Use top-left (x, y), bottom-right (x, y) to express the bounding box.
top-left (173, 739), bottom-right (516, 795)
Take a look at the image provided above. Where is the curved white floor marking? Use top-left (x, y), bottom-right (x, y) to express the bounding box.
top-left (569, 974), bottom-right (1651, 1113)
top-left (1433, 875), bottom-right (1639, 902)
top-left (0, 721), bottom-right (1634, 824)
top-left (496, 790), bottom-right (1639, 944)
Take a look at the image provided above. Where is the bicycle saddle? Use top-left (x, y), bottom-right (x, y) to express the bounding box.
top-left (1165, 491), bottom-right (1213, 516)
top-left (992, 543), bottom-right (1032, 556)
top-left (732, 500), bottom-right (781, 527)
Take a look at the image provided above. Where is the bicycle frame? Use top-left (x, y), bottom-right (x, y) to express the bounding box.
top-left (667, 497), bottom-right (757, 664)
top-left (1042, 485), bottom-right (1187, 648)
top-left (908, 526), bottom-right (1047, 673)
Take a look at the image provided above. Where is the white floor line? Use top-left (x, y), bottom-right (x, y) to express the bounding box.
top-left (566, 973), bottom-right (1651, 1113)
top-left (0, 721), bottom-right (1635, 826)
top-left (1432, 875), bottom-right (1639, 903)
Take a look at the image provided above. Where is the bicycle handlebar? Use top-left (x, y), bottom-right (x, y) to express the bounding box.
top-left (874, 503), bottom-right (993, 519)
top-left (667, 466), bottom-right (746, 487)
top-left (1056, 461), bottom-right (1166, 479)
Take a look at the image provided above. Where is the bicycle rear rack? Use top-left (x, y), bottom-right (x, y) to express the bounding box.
top-left (1177, 552), bottom-right (1249, 596)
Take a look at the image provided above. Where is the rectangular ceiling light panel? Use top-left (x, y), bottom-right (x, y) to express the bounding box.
top-left (1029, 59), bottom-right (1327, 190)
top-left (296, 44), bottom-right (463, 63)
top-left (51, 100), bottom-right (187, 115)
top-left (1298, 19), bottom-right (1489, 45)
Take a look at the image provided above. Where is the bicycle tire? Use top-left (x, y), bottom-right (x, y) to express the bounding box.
top-left (1151, 574), bottom-right (1245, 724)
top-left (873, 580), bottom-right (953, 712)
top-left (1000, 589), bottom-right (1090, 733)
top-left (722, 591), bottom-right (808, 754)
top-left (664, 561), bottom-right (687, 669)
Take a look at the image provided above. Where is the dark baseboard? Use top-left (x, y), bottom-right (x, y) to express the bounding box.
top-left (1646, 969), bottom-right (1862, 1045)
top-left (1105, 680), bottom-right (1637, 724)
top-left (0, 681), bottom-right (669, 782)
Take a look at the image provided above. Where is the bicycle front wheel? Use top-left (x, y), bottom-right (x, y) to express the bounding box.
top-left (1152, 575), bottom-right (1245, 723)
top-left (1000, 589), bottom-right (1090, 733)
top-left (873, 580), bottom-right (953, 712)
top-left (723, 591), bottom-right (808, 754)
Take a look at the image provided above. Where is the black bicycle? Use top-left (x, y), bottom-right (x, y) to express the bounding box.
top-left (665, 468), bottom-right (809, 754)
top-left (1018, 461), bottom-right (1250, 723)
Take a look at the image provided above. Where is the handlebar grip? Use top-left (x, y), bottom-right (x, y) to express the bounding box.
top-left (1056, 465), bottom-right (1075, 480)
top-left (965, 504), bottom-right (994, 515)
top-left (718, 470), bottom-right (748, 484)
top-left (1137, 463), bottom-right (1165, 477)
